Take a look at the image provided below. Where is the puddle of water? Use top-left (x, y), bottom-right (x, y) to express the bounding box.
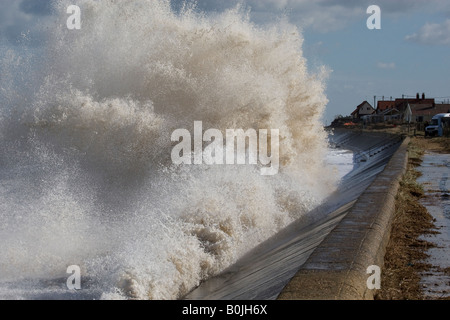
top-left (417, 152), bottom-right (450, 299)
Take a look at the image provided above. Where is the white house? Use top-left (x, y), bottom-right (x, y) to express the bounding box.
top-left (351, 101), bottom-right (375, 119)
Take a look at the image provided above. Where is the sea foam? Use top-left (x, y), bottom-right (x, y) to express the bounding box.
top-left (0, 0), bottom-right (337, 299)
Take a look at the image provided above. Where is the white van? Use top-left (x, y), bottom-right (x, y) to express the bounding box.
top-left (425, 113), bottom-right (450, 137)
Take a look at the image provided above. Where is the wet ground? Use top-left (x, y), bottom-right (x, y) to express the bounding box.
top-left (417, 152), bottom-right (450, 299)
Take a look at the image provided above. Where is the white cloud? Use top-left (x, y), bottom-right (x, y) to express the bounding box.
top-left (405, 19), bottom-right (450, 46)
top-left (246, 0), bottom-right (364, 32)
top-left (2, 0), bottom-right (450, 47)
top-left (0, 0), bottom-right (53, 46)
top-left (377, 62), bottom-right (396, 69)
top-left (197, 0), bottom-right (450, 33)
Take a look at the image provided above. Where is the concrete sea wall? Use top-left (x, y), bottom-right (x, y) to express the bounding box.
top-left (278, 136), bottom-right (410, 300)
top-left (185, 130), bottom-right (408, 300)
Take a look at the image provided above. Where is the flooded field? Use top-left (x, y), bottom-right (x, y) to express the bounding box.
top-left (417, 152), bottom-right (450, 299)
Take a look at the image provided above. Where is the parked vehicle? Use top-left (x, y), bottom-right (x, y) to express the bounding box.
top-left (425, 113), bottom-right (450, 137)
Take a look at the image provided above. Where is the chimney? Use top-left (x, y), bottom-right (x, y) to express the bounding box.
top-left (422, 93), bottom-right (425, 99)
top-left (416, 93), bottom-right (420, 99)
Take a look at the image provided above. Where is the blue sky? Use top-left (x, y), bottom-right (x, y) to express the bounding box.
top-left (1, 0), bottom-right (449, 125)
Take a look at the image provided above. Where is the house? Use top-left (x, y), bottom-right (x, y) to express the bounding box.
top-left (394, 93), bottom-right (435, 117)
top-left (369, 107), bottom-right (402, 123)
top-left (374, 93), bottom-right (442, 123)
top-left (413, 103), bottom-right (450, 123)
top-left (349, 94), bottom-right (449, 125)
top-left (351, 101), bottom-right (375, 119)
top-left (377, 100), bottom-right (396, 114)
top-left (404, 104), bottom-right (413, 123)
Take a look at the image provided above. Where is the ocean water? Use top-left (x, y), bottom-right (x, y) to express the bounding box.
top-left (0, 0), bottom-right (343, 300)
top-left (325, 149), bottom-right (354, 181)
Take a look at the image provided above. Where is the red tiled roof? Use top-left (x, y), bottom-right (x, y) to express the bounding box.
top-left (395, 98), bottom-right (435, 112)
top-left (377, 101), bottom-right (396, 112)
top-left (395, 98), bottom-right (435, 105)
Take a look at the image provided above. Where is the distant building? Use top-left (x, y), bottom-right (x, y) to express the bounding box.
top-left (369, 93), bottom-right (450, 123)
top-left (413, 103), bottom-right (450, 123)
top-left (348, 93), bottom-right (450, 125)
top-left (376, 100), bottom-right (396, 114)
top-left (376, 107), bottom-right (402, 122)
top-left (351, 101), bottom-right (375, 119)
top-left (393, 93), bottom-right (435, 121)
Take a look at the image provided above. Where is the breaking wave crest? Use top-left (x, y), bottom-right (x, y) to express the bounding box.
top-left (0, 0), bottom-right (337, 299)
